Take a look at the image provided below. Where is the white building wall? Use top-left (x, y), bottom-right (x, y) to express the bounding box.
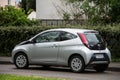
top-left (10, 0), bottom-right (15, 6)
top-left (36, 0), bottom-right (87, 20)
top-left (0, 0), bottom-right (8, 7)
top-left (0, 0), bottom-right (15, 7)
top-left (36, 0), bottom-right (65, 19)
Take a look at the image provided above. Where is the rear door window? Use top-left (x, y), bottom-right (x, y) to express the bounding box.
top-left (60, 32), bottom-right (77, 41)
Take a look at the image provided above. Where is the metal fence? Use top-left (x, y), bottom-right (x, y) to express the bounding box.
top-left (39, 19), bottom-right (86, 26)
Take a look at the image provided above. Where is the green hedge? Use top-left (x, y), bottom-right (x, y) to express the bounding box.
top-left (0, 25), bottom-right (120, 58)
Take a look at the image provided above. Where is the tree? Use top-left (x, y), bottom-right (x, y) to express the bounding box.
top-left (66, 0), bottom-right (111, 25)
top-left (20, 0), bottom-right (36, 15)
top-left (0, 6), bottom-right (31, 26)
top-left (110, 0), bottom-right (120, 23)
top-left (66, 0), bottom-right (120, 25)
top-left (55, 0), bottom-right (85, 21)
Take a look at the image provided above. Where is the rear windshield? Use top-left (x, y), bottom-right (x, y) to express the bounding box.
top-left (85, 33), bottom-right (104, 43)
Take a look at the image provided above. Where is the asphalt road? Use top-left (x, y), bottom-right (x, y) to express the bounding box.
top-left (0, 64), bottom-right (120, 80)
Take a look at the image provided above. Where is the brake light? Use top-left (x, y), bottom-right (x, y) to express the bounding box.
top-left (78, 33), bottom-right (89, 48)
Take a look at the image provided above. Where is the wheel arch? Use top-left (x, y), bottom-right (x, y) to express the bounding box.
top-left (68, 53), bottom-right (85, 66)
top-left (13, 51), bottom-right (28, 63)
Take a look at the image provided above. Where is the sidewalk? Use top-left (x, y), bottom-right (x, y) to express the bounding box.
top-left (0, 57), bottom-right (120, 72)
top-left (0, 57), bottom-right (11, 64)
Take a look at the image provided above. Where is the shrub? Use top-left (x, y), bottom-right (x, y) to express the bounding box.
top-left (0, 6), bottom-right (31, 26)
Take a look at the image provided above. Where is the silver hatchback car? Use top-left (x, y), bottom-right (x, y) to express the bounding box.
top-left (12, 28), bottom-right (111, 72)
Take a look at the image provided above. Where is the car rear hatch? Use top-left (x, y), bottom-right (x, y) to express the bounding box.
top-left (78, 31), bottom-right (106, 50)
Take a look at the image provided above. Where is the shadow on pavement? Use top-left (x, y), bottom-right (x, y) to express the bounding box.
top-left (13, 66), bottom-right (110, 74)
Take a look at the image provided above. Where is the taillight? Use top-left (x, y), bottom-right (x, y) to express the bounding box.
top-left (78, 33), bottom-right (89, 48)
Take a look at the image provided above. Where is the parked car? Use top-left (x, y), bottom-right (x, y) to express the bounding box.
top-left (12, 28), bottom-right (111, 72)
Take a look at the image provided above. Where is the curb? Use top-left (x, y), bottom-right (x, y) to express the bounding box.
top-left (0, 61), bottom-right (12, 64)
top-left (0, 57), bottom-right (11, 64)
top-left (108, 67), bottom-right (120, 72)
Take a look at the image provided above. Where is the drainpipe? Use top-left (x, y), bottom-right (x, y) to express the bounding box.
top-left (8, 0), bottom-right (11, 5)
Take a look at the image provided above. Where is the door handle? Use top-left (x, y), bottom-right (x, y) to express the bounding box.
top-left (53, 44), bottom-right (58, 48)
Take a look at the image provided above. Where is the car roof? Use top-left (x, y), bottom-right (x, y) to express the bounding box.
top-left (29, 28), bottom-right (98, 41)
top-left (47, 28), bottom-right (97, 33)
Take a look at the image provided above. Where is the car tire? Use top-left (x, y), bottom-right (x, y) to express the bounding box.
top-left (14, 53), bottom-right (29, 69)
top-left (93, 64), bottom-right (108, 72)
top-left (69, 55), bottom-right (85, 73)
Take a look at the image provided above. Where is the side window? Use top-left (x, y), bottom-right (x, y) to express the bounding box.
top-left (61, 32), bottom-right (77, 41)
top-left (34, 31), bottom-right (60, 43)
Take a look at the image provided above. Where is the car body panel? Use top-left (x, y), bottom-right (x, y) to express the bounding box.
top-left (28, 42), bottom-right (59, 64)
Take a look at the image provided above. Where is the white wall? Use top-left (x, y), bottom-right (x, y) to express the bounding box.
top-left (36, 0), bottom-right (87, 20)
top-left (0, 0), bottom-right (8, 7)
top-left (10, 0), bottom-right (15, 6)
top-left (0, 0), bottom-right (15, 7)
top-left (36, 0), bottom-right (65, 19)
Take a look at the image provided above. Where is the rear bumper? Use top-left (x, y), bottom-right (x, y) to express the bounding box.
top-left (88, 53), bottom-right (110, 65)
top-left (90, 61), bottom-right (109, 64)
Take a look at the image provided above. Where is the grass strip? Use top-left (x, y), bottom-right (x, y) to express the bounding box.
top-left (0, 74), bottom-right (67, 80)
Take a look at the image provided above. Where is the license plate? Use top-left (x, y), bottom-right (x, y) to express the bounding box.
top-left (96, 54), bottom-right (104, 59)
